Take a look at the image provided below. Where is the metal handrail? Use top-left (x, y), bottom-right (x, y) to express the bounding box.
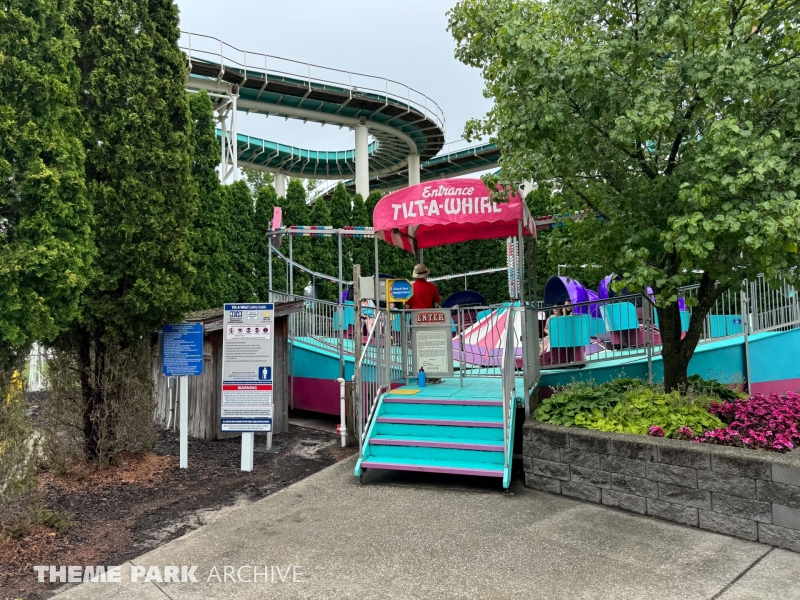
top-left (500, 307), bottom-right (517, 476)
top-left (179, 31), bottom-right (446, 135)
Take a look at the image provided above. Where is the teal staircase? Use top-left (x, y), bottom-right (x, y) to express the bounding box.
top-left (354, 383), bottom-right (515, 488)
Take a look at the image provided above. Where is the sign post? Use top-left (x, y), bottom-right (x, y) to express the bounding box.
top-left (161, 322), bottom-right (204, 469)
top-left (221, 303), bottom-right (275, 472)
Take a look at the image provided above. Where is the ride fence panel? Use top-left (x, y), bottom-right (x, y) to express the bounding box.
top-left (270, 291), bottom-right (344, 355)
top-left (748, 275), bottom-right (800, 334)
top-left (532, 294), bottom-right (656, 370)
top-left (677, 276), bottom-right (799, 342)
top-left (454, 303), bottom-right (525, 378)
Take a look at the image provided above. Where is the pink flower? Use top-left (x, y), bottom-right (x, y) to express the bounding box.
top-left (648, 425), bottom-right (664, 437)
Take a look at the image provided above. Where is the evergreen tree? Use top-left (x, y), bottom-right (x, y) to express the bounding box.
top-left (188, 90), bottom-right (229, 309)
top-left (0, 0), bottom-right (94, 371)
top-left (328, 183), bottom-right (353, 281)
top-left (350, 192), bottom-right (371, 277)
top-left (282, 178), bottom-right (311, 294)
top-left (225, 180), bottom-right (256, 302)
top-left (308, 196), bottom-right (336, 300)
top-left (70, 0), bottom-right (198, 457)
top-left (254, 185), bottom-right (280, 300)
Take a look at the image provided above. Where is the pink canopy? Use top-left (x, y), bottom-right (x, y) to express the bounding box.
top-left (373, 178), bottom-right (536, 252)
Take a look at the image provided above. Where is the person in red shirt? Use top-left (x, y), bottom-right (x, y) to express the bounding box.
top-left (406, 264), bottom-right (441, 309)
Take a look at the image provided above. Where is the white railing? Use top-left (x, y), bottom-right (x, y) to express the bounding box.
top-left (353, 311), bottom-right (390, 453)
top-left (179, 31), bottom-right (446, 136)
top-left (500, 307), bottom-right (518, 477)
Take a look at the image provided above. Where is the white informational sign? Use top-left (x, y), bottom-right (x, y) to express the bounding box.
top-left (410, 309), bottom-right (454, 378)
top-left (221, 303), bottom-right (275, 432)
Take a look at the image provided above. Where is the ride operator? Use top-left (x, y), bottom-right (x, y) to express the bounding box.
top-left (406, 264), bottom-right (440, 309)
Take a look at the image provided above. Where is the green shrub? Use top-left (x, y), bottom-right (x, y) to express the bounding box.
top-left (534, 379), bottom-right (725, 437)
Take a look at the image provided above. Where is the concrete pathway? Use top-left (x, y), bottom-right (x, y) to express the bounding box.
top-left (54, 457), bottom-right (800, 599)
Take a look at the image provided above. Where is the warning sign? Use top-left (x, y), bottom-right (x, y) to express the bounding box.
top-left (221, 304), bottom-right (275, 432)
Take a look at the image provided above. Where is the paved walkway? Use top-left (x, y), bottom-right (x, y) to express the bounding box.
top-left (55, 457), bottom-right (800, 599)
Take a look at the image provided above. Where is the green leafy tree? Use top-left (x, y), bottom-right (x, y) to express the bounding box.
top-left (188, 90), bottom-right (229, 309)
top-left (70, 0), bottom-right (198, 457)
top-left (0, 0), bottom-right (94, 371)
top-left (254, 185), bottom-right (284, 299)
top-left (308, 196), bottom-right (336, 300)
top-left (449, 0), bottom-right (800, 390)
top-left (225, 180), bottom-right (256, 302)
top-left (282, 178), bottom-right (311, 294)
top-left (242, 167), bottom-right (273, 197)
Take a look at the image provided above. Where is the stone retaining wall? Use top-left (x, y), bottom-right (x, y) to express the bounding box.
top-left (523, 421), bottom-right (800, 552)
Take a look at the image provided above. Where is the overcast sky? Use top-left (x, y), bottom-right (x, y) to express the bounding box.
top-left (175, 0), bottom-right (493, 153)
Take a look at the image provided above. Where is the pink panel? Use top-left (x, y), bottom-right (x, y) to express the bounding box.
top-left (749, 379), bottom-right (800, 395)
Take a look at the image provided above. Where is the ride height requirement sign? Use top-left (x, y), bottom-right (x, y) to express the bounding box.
top-left (221, 303), bottom-right (275, 432)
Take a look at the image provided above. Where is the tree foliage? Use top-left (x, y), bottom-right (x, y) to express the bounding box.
top-left (309, 195), bottom-right (336, 300)
top-left (69, 0), bottom-right (198, 458)
top-left (254, 184), bottom-right (282, 300)
top-left (242, 167), bottom-right (273, 197)
top-left (73, 0), bottom-right (197, 343)
top-left (0, 0), bottom-right (94, 370)
top-left (224, 180), bottom-right (255, 302)
top-left (449, 0), bottom-right (800, 389)
top-left (283, 178), bottom-right (311, 294)
top-left (189, 90), bottom-right (229, 309)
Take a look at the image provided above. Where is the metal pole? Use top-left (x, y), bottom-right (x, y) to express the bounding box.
top-left (338, 232), bottom-right (344, 379)
top-left (268, 235), bottom-right (273, 302)
top-left (645, 293), bottom-right (653, 383)
top-left (231, 90), bottom-right (239, 181)
top-left (742, 286), bottom-right (752, 393)
top-left (517, 220), bottom-right (525, 306)
top-left (374, 234), bottom-right (380, 307)
top-left (289, 234), bottom-right (294, 296)
top-left (179, 375), bottom-right (188, 469)
top-left (353, 265), bottom-right (363, 454)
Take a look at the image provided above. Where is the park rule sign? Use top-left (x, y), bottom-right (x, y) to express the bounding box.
top-left (221, 303), bottom-right (275, 432)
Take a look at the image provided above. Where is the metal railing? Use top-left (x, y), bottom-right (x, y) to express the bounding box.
top-left (500, 307), bottom-right (518, 477)
top-left (748, 275), bottom-right (800, 334)
top-left (179, 31), bottom-right (446, 136)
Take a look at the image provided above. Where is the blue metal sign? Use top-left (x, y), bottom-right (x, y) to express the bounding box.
top-left (387, 279), bottom-right (414, 303)
top-left (162, 322), bottom-right (204, 376)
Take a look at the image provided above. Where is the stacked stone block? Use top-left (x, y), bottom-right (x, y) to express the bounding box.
top-left (523, 421), bottom-right (800, 552)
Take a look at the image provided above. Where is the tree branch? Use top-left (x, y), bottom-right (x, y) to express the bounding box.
top-left (665, 96), bottom-right (701, 175)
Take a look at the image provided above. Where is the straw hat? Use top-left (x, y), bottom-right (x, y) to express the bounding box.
top-left (412, 264), bottom-right (431, 279)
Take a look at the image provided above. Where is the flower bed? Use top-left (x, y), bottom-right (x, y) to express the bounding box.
top-left (696, 393), bottom-right (800, 451)
top-left (534, 378), bottom-right (800, 453)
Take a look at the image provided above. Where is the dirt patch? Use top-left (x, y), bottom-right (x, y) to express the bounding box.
top-left (1, 424), bottom-right (356, 600)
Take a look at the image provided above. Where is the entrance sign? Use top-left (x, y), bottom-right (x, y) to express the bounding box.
top-left (161, 322), bottom-right (204, 376)
top-left (386, 279), bottom-right (414, 303)
top-left (221, 303), bottom-right (275, 434)
top-left (410, 309), bottom-right (454, 378)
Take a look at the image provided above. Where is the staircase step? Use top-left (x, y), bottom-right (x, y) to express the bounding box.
top-left (384, 397), bottom-right (503, 407)
top-left (369, 436), bottom-right (504, 452)
top-left (380, 401), bottom-right (501, 420)
top-left (376, 417), bottom-right (502, 428)
top-left (374, 421), bottom-right (504, 441)
top-left (360, 457), bottom-right (504, 478)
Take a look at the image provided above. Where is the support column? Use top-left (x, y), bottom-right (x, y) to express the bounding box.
top-left (354, 119), bottom-right (369, 198)
top-left (407, 153), bottom-right (420, 186)
top-left (230, 91), bottom-right (239, 181)
top-left (274, 173), bottom-right (286, 198)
